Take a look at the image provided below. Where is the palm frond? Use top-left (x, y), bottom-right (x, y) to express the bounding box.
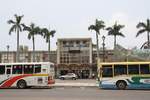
top-left (106, 27), bottom-right (112, 31)
top-left (41, 28), bottom-right (48, 37)
top-left (96, 19), bottom-right (105, 29)
top-left (106, 23), bottom-right (125, 37)
top-left (88, 25), bottom-right (96, 31)
top-left (147, 19), bottom-right (150, 28)
top-left (8, 25), bottom-right (16, 35)
top-left (136, 29), bottom-right (146, 37)
top-left (88, 25), bottom-right (100, 34)
top-left (50, 30), bottom-right (56, 37)
top-left (118, 24), bottom-right (125, 29)
top-left (28, 33), bottom-right (32, 40)
top-left (108, 31), bottom-right (114, 36)
top-left (35, 27), bottom-right (42, 35)
top-left (30, 23), bottom-right (35, 29)
top-left (118, 32), bottom-right (125, 37)
top-left (15, 14), bottom-right (24, 24)
top-left (7, 20), bottom-right (15, 24)
top-left (41, 28), bottom-right (56, 42)
top-left (136, 22), bottom-right (146, 29)
top-left (88, 19), bottom-right (105, 35)
top-left (21, 23), bottom-right (25, 27)
top-left (23, 25), bottom-right (31, 31)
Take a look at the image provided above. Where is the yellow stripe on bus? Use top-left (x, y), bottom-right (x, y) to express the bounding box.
top-left (32, 74), bottom-right (49, 76)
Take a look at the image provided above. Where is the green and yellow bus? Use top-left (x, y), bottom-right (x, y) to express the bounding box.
top-left (97, 61), bottom-right (150, 89)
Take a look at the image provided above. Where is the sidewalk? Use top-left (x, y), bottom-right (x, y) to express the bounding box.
top-left (54, 83), bottom-right (97, 87)
top-left (54, 79), bottom-right (98, 87)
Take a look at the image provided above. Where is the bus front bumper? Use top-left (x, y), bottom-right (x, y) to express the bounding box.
top-left (48, 80), bottom-right (55, 84)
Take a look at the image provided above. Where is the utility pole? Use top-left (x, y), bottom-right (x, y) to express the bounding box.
top-left (6, 45), bottom-right (10, 63)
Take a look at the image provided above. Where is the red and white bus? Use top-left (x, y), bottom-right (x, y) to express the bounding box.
top-left (0, 62), bottom-right (55, 88)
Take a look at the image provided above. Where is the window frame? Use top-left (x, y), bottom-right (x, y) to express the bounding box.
top-left (34, 64), bottom-right (41, 73)
top-left (102, 65), bottom-right (113, 77)
top-left (128, 64), bottom-right (140, 75)
top-left (12, 65), bottom-right (23, 74)
top-left (23, 64), bottom-right (34, 74)
top-left (114, 64), bottom-right (127, 76)
top-left (140, 64), bottom-right (150, 74)
top-left (0, 65), bottom-right (5, 75)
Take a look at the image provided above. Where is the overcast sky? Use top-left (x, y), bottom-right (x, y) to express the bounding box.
top-left (0, 0), bottom-right (150, 51)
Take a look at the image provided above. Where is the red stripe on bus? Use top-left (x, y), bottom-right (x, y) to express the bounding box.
top-left (0, 74), bottom-right (32, 88)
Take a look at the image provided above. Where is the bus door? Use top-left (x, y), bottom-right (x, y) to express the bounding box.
top-left (41, 64), bottom-right (48, 74)
top-left (0, 65), bottom-right (7, 83)
top-left (6, 65), bottom-right (12, 78)
top-left (35, 64), bottom-right (47, 85)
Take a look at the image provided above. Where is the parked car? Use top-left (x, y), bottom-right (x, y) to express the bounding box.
top-left (59, 73), bottom-right (77, 80)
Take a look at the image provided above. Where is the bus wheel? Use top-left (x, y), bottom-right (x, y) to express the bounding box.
top-left (116, 80), bottom-right (127, 90)
top-left (17, 80), bottom-right (27, 89)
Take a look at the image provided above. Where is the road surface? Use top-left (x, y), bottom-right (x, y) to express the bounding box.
top-left (0, 87), bottom-right (150, 100)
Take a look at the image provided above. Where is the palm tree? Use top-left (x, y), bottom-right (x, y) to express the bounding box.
top-left (41, 28), bottom-right (56, 62)
top-left (23, 23), bottom-right (42, 62)
top-left (136, 19), bottom-right (150, 49)
top-left (88, 19), bottom-right (105, 59)
top-left (7, 14), bottom-right (24, 62)
top-left (106, 22), bottom-right (125, 49)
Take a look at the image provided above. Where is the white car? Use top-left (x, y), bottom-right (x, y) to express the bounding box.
top-left (59, 73), bottom-right (77, 80)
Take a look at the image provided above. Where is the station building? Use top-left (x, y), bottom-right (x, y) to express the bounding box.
top-left (0, 38), bottom-right (115, 78)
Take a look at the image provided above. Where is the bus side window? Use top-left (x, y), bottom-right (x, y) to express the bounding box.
top-left (34, 64), bottom-right (41, 73)
top-left (128, 64), bottom-right (139, 75)
top-left (140, 64), bottom-right (150, 74)
top-left (114, 65), bottom-right (127, 76)
top-left (102, 65), bottom-right (113, 77)
top-left (0, 65), bottom-right (5, 75)
top-left (24, 65), bottom-right (34, 74)
top-left (12, 65), bottom-right (22, 74)
top-left (42, 69), bottom-right (47, 73)
top-left (50, 65), bottom-right (54, 71)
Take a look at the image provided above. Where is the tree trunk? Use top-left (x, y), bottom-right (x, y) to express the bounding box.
top-left (96, 33), bottom-right (100, 59)
top-left (113, 35), bottom-right (117, 61)
top-left (114, 35), bottom-right (116, 50)
top-left (148, 32), bottom-right (150, 49)
top-left (48, 38), bottom-right (51, 62)
top-left (16, 29), bottom-right (20, 62)
top-left (32, 36), bottom-right (35, 62)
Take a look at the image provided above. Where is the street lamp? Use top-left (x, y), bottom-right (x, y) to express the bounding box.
top-left (102, 36), bottom-right (105, 62)
top-left (6, 45), bottom-right (9, 63)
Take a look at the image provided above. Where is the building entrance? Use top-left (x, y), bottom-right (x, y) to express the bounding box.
top-left (59, 69), bottom-right (90, 79)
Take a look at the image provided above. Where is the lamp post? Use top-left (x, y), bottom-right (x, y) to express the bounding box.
top-left (102, 36), bottom-right (105, 62)
top-left (6, 45), bottom-right (9, 63)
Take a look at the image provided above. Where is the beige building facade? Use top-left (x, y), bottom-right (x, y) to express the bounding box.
top-left (56, 38), bottom-right (93, 78)
top-left (0, 38), bottom-right (116, 78)
top-left (0, 51), bottom-right (57, 63)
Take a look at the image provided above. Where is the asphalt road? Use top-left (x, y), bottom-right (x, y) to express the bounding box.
top-left (0, 87), bottom-right (150, 100)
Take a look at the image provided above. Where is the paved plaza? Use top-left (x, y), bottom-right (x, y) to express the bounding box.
top-left (54, 79), bottom-right (97, 87)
